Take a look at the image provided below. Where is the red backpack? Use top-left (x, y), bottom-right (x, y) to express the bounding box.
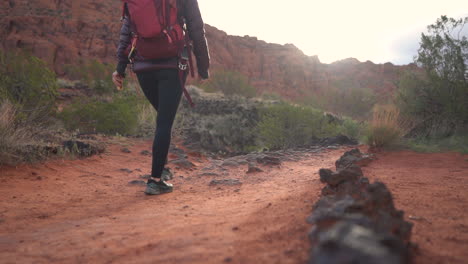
top-left (122, 0), bottom-right (195, 107)
top-left (122, 0), bottom-right (185, 60)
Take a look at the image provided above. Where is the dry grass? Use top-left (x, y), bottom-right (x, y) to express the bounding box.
top-left (0, 101), bottom-right (33, 165)
top-left (366, 104), bottom-right (411, 148)
top-left (136, 101), bottom-right (156, 137)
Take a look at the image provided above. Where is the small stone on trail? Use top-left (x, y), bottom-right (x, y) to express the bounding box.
top-left (140, 150), bottom-right (151, 156)
top-left (121, 148), bottom-right (131, 153)
top-left (170, 158), bottom-right (195, 169)
top-left (199, 172), bottom-right (220, 177)
top-left (128, 180), bottom-right (146, 186)
top-left (256, 155), bottom-right (282, 166)
top-left (408, 215), bottom-right (426, 221)
top-left (232, 226), bottom-right (239, 231)
top-left (210, 179), bottom-right (242, 186)
top-left (247, 162), bottom-right (263, 173)
top-left (120, 168), bottom-right (133, 173)
top-left (224, 257), bottom-right (233, 263)
top-left (140, 175), bottom-right (151, 179)
top-left (221, 160), bottom-right (239, 167)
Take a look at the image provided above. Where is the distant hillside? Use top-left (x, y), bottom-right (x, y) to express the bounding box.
top-left (1, 0), bottom-right (420, 103)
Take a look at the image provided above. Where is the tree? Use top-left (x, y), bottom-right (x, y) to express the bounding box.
top-left (416, 16), bottom-right (468, 82)
top-left (398, 16), bottom-right (468, 137)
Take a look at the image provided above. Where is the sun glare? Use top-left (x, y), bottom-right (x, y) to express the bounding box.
top-left (198, 0), bottom-right (468, 64)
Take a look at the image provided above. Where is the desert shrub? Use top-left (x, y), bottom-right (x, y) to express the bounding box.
top-left (257, 103), bottom-right (339, 150)
top-left (201, 70), bottom-right (256, 98)
top-left (0, 100), bottom-right (69, 165)
top-left (60, 92), bottom-right (143, 135)
top-left (365, 104), bottom-right (409, 148)
top-left (175, 94), bottom-right (259, 153)
top-left (0, 51), bottom-right (62, 165)
top-left (338, 118), bottom-right (364, 140)
top-left (64, 59), bottom-right (116, 95)
top-left (0, 50), bottom-right (58, 123)
top-left (398, 72), bottom-right (467, 138)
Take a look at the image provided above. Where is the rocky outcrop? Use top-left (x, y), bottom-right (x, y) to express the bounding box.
top-left (1, 0), bottom-right (419, 102)
top-left (175, 87), bottom-right (260, 155)
top-left (308, 149), bottom-right (413, 264)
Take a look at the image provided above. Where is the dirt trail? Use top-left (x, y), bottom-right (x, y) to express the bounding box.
top-left (0, 139), bottom-right (350, 263)
top-left (0, 140), bottom-right (467, 264)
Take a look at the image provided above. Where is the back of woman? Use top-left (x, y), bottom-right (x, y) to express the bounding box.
top-left (112, 0), bottom-right (210, 195)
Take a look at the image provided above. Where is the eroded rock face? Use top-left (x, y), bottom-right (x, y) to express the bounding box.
top-left (309, 149), bottom-right (413, 264)
top-left (1, 0), bottom-right (419, 101)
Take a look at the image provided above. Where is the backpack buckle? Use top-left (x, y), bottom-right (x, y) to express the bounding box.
top-left (178, 61), bottom-right (188, 71)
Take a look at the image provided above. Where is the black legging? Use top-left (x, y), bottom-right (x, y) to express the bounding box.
top-left (136, 69), bottom-right (183, 179)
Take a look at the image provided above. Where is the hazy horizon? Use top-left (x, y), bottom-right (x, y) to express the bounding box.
top-left (198, 0), bottom-right (468, 65)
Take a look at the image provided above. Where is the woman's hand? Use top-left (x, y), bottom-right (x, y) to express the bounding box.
top-left (112, 71), bottom-right (124, 91)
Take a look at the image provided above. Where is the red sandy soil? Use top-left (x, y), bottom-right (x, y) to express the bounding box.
top-left (0, 139), bottom-right (467, 264)
top-left (362, 151), bottom-right (468, 264)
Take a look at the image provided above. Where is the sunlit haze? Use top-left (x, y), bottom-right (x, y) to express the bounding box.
top-left (197, 0), bottom-right (468, 64)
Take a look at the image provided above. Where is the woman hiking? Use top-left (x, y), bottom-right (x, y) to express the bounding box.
top-left (112, 0), bottom-right (210, 195)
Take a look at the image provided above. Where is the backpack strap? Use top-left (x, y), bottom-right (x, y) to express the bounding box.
top-left (165, 0), bottom-right (171, 28)
top-left (121, 2), bottom-right (127, 21)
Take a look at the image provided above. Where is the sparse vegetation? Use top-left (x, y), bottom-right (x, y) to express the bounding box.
top-left (0, 50), bottom-right (58, 123)
top-left (405, 135), bottom-right (468, 154)
top-left (201, 70), bottom-right (257, 98)
top-left (64, 60), bottom-right (116, 95)
top-left (257, 103), bottom-right (340, 150)
top-left (59, 92), bottom-right (147, 136)
top-left (0, 51), bottom-right (61, 165)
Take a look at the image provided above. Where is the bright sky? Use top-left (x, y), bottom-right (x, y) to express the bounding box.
top-left (197, 0), bottom-right (468, 64)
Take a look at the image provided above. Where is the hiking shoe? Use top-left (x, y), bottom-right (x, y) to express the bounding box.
top-left (144, 179), bottom-right (173, 195)
top-left (161, 168), bottom-right (173, 181)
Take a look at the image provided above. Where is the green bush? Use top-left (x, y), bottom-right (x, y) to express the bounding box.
top-left (0, 50), bottom-right (58, 123)
top-left (60, 93), bottom-right (143, 135)
top-left (202, 70), bottom-right (256, 98)
top-left (64, 60), bottom-right (116, 95)
top-left (338, 118), bottom-right (364, 140)
top-left (257, 103), bottom-right (339, 150)
top-left (0, 51), bottom-right (62, 165)
top-left (398, 72), bottom-right (467, 138)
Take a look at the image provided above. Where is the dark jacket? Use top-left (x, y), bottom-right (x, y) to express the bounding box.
top-left (116, 0), bottom-right (210, 79)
